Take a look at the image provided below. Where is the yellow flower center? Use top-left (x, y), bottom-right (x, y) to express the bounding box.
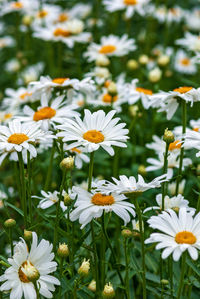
top-left (77, 100), bottom-right (84, 107)
top-left (99, 45), bottom-right (116, 54)
top-left (8, 133), bottom-right (29, 145)
top-left (11, 2), bottom-right (23, 9)
top-left (37, 10), bottom-right (48, 18)
top-left (180, 58), bottom-right (191, 66)
top-left (18, 261), bottom-right (30, 283)
top-left (33, 107), bottom-right (56, 121)
top-left (193, 127), bottom-right (199, 132)
top-left (104, 80), bottom-right (111, 88)
top-left (173, 86), bottom-right (193, 93)
top-left (136, 87), bottom-right (153, 95)
top-left (52, 77), bottom-right (69, 84)
top-left (175, 231), bottom-right (196, 244)
top-left (4, 113), bottom-right (12, 120)
top-left (91, 193), bottom-right (115, 206)
top-left (169, 8), bottom-right (178, 15)
top-left (169, 140), bottom-right (181, 151)
top-left (71, 147), bottom-right (82, 154)
top-left (58, 13), bottom-right (68, 23)
top-left (20, 92), bottom-right (32, 100)
top-left (124, 0), bottom-right (137, 5)
top-left (53, 28), bottom-right (71, 37)
top-left (83, 130), bottom-right (104, 143)
top-left (102, 93), bottom-right (118, 103)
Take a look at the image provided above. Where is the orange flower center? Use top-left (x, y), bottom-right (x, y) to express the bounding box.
top-left (77, 100), bottom-right (84, 107)
top-left (71, 147), bottom-right (82, 154)
top-left (37, 10), bottom-right (48, 18)
top-left (180, 58), bottom-right (191, 66)
top-left (20, 92), bottom-right (32, 100)
top-left (52, 77), bottom-right (69, 84)
top-left (91, 193), bottom-right (115, 206)
top-left (11, 2), bottom-right (23, 9)
top-left (8, 133), bottom-right (29, 145)
top-left (104, 80), bottom-right (111, 88)
top-left (4, 113), bottom-right (12, 119)
top-left (169, 8), bottom-right (178, 15)
top-left (124, 0), bottom-right (137, 5)
top-left (83, 130), bottom-right (104, 143)
top-left (102, 93), bottom-right (118, 103)
top-left (99, 45), bottom-right (116, 54)
top-left (173, 86), bottom-right (193, 93)
top-left (136, 87), bottom-right (153, 95)
top-left (58, 13), bottom-right (68, 23)
top-left (193, 127), bottom-right (199, 132)
top-left (53, 28), bottom-right (71, 37)
top-left (18, 261), bottom-right (30, 283)
top-left (169, 140), bottom-right (181, 151)
top-left (33, 107), bottom-right (56, 121)
top-left (175, 231), bottom-right (196, 244)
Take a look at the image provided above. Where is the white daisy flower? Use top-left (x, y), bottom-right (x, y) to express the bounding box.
top-left (146, 135), bottom-right (182, 155)
top-left (19, 62), bottom-right (44, 85)
top-left (32, 4), bottom-right (61, 26)
top-left (190, 119), bottom-right (200, 132)
top-left (165, 6), bottom-right (183, 23)
top-left (184, 8), bottom-right (200, 31)
top-left (33, 190), bottom-right (66, 211)
top-left (0, 120), bottom-right (53, 163)
top-left (0, 36), bottom-right (15, 49)
top-left (84, 34), bottom-right (136, 62)
top-left (5, 58), bottom-right (20, 73)
top-left (0, 232), bottom-right (60, 298)
top-left (19, 93), bottom-right (79, 131)
top-left (145, 208), bottom-right (200, 261)
top-left (176, 32), bottom-right (200, 52)
top-left (96, 173), bottom-right (167, 195)
top-left (85, 67), bottom-right (111, 85)
top-left (103, 0), bottom-right (149, 18)
top-left (2, 87), bottom-right (33, 109)
top-left (144, 194), bottom-right (194, 213)
top-left (70, 186), bottom-right (135, 229)
top-left (184, 129), bottom-right (200, 157)
top-left (57, 109), bottom-right (129, 156)
top-left (174, 50), bottom-right (197, 75)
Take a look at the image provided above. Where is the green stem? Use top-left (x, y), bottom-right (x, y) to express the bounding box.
top-left (177, 252), bottom-right (186, 299)
top-left (113, 148), bottom-right (119, 177)
top-left (88, 152), bottom-right (94, 192)
top-left (134, 199), bottom-right (146, 299)
top-left (169, 256), bottom-right (173, 297)
top-left (27, 151), bottom-right (32, 225)
top-left (53, 170), bottom-right (67, 250)
top-left (44, 140), bottom-right (56, 191)
top-left (176, 101), bottom-right (187, 195)
top-left (34, 282), bottom-right (40, 299)
top-left (18, 152), bottom-right (27, 227)
top-left (91, 221), bottom-right (100, 297)
top-left (9, 228), bottom-right (14, 256)
top-left (124, 238), bottom-right (130, 299)
top-left (101, 213), bottom-right (106, 289)
top-left (161, 142), bottom-right (169, 211)
top-left (58, 258), bottom-right (63, 299)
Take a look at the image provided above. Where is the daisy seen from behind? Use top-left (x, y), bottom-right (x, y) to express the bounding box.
top-left (145, 208), bottom-right (200, 261)
top-left (57, 109), bottom-right (129, 156)
top-left (0, 232), bottom-right (60, 299)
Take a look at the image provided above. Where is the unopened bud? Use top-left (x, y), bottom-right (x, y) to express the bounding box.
top-left (96, 54), bottom-right (110, 67)
top-left (163, 129), bottom-right (175, 144)
top-left (24, 230), bottom-right (32, 242)
top-left (22, 260), bottom-right (40, 282)
top-left (139, 55), bottom-right (149, 65)
top-left (148, 67), bottom-right (162, 83)
top-left (138, 165), bottom-right (146, 176)
top-left (4, 218), bottom-right (16, 228)
top-left (121, 229), bottom-right (133, 238)
top-left (161, 279), bottom-right (169, 285)
top-left (88, 280), bottom-right (96, 292)
top-left (57, 243), bottom-right (69, 258)
top-left (157, 55), bottom-right (170, 66)
top-left (127, 59), bottom-right (138, 70)
top-left (107, 82), bottom-right (117, 96)
top-left (64, 193), bottom-right (72, 206)
top-left (22, 15), bottom-right (33, 26)
top-left (60, 157), bottom-right (74, 170)
top-left (78, 259), bottom-right (90, 276)
top-left (102, 283), bottom-right (115, 298)
top-left (129, 105), bottom-right (139, 117)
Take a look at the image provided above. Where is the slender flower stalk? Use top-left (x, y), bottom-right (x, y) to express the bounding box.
top-left (27, 151), bottom-right (32, 225)
top-left (9, 228), bottom-right (14, 256)
top-left (34, 281), bottom-right (40, 299)
top-left (17, 152), bottom-right (27, 227)
top-left (44, 140), bottom-right (56, 191)
top-left (176, 100), bottom-right (187, 195)
top-left (124, 238), bottom-right (130, 299)
top-left (177, 252), bottom-right (187, 299)
top-left (161, 142), bottom-right (170, 210)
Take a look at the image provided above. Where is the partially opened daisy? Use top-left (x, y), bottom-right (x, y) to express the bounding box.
top-left (0, 232), bottom-right (60, 298)
top-left (33, 190), bottom-right (66, 211)
top-left (97, 173), bottom-right (167, 195)
top-left (84, 34), bottom-right (136, 62)
top-left (144, 194), bottom-right (194, 213)
top-left (19, 94), bottom-right (79, 131)
top-left (2, 87), bottom-right (33, 109)
top-left (0, 120), bottom-right (53, 163)
top-left (70, 185), bottom-right (135, 228)
top-left (145, 208), bottom-right (200, 261)
top-left (174, 50), bottom-right (197, 75)
top-left (103, 0), bottom-right (149, 18)
top-left (57, 109), bottom-right (129, 156)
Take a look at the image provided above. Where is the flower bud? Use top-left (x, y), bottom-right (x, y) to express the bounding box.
top-left (4, 218), bottom-right (16, 228)
top-left (78, 259), bottom-right (90, 276)
top-left (22, 15), bottom-right (33, 26)
top-left (148, 67), bottom-right (162, 83)
top-left (102, 283), bottom-right (115, 298)
top-left (127, 59), bottom-right (138, 70)
top-left (139, 55), bottom-right (149, 65)
top-left (165, 70), bottom-right (173, 77)
top-left (163, 129), bottom-right (175, 144)
top-left (121, 229), bottom-right (133, 238)
top-left (138, 165), bottom-right (146, 176)
top-left (157, 55), bottom-right (170, 66)
top-left (88, 280), bottom-right (96, 292)
top-left (96, 54), bottom-right (110, 67)
top-left (64, 193), bottom-right (72, 206)
top-left (22, 260), bottom-right (40, 282)
top-left (161, 279), bottom-right (169, 285)
top-left (57, 243), bottom-right (69, 258)
top-left (60, 157), bottom-right (74, 170)
top-left (107, 82), bottom-right (117, 96)
top-left (24, 230), bottom-right (32, 242)
top-left (129, 105), bottom-right (139, 117)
